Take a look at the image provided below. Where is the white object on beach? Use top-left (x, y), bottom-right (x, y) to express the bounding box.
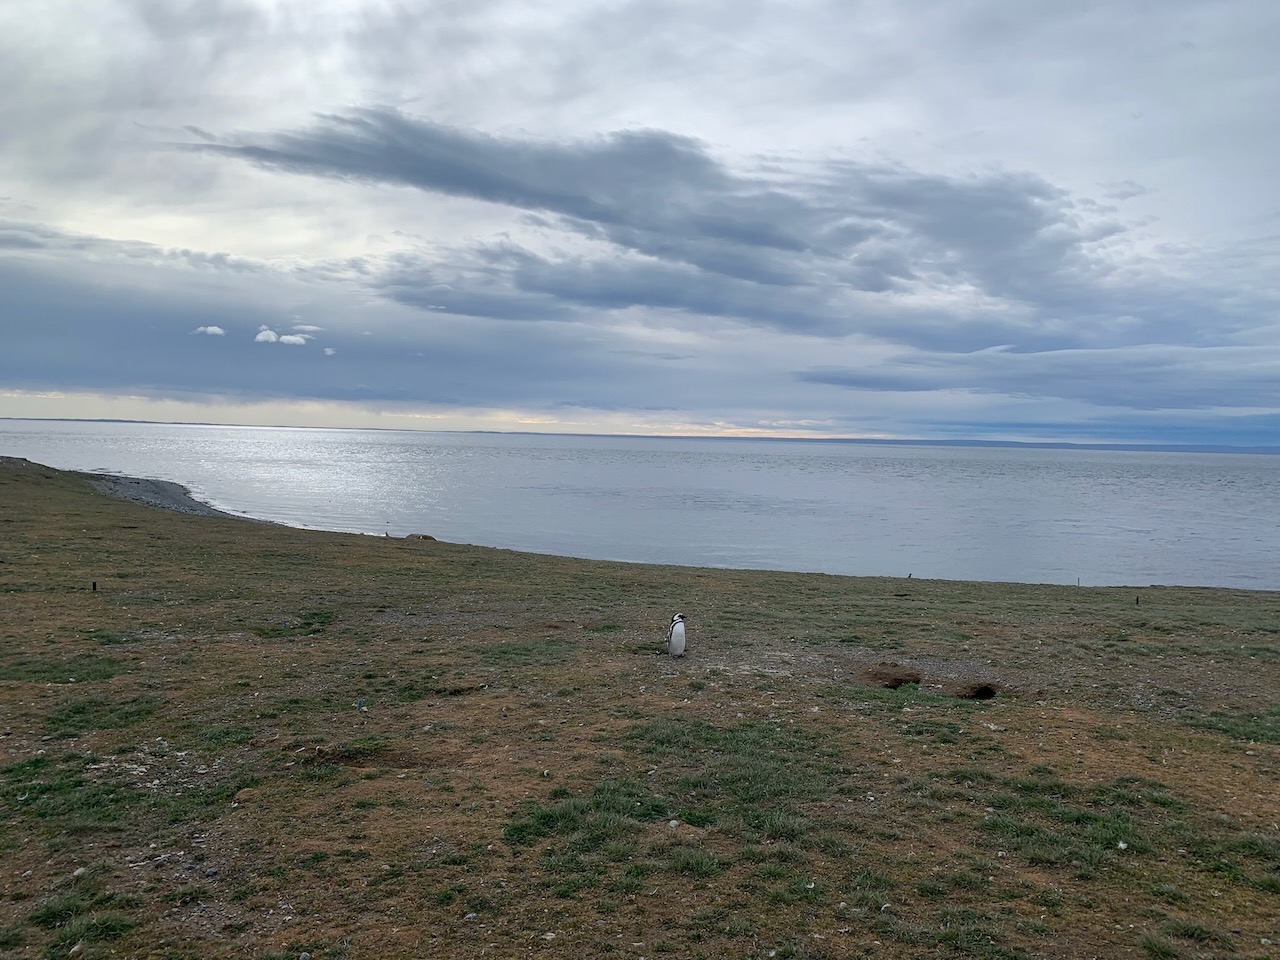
top-left (667, 613), bottom-right (686, 657)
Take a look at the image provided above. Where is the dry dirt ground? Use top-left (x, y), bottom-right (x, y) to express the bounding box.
top-left (1, 457), bottom-right (1277, 960)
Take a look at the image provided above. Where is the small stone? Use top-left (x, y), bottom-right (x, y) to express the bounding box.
top-left (205, 867), bottom-right (219, 877)
top-left (299, 953), bottom-right (311, 960)
top-left (464, 913), bottom-right (478, 920)
top-left (68, 942), bottom-right (84, 957)
top-left (668, 820), bottom-right (679, 828)
top-left (72, 867), bottom-right (87, 879)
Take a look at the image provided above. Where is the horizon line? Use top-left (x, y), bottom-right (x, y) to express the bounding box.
top-left (2, 416), bottom-right (1277, 455)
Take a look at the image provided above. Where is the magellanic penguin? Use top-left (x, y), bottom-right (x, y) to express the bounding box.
top-left (668, 613), bottom-right (687, 658)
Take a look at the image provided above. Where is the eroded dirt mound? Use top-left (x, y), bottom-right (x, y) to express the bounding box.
top-left (858, 659), bottom-right (1000, 699)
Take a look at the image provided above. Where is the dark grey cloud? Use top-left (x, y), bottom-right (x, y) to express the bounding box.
top-left (190, 108), bottom-right (1279, 376)
top-left (383, 244), bottom-right (846, 335)
top-left (827, 163), bottom-right (1118, 300)
top-left (0, 228), bottom-right (697, 413)
top-left (9, 202), bottom-right (1267, 430)
top-left (190, 111), bottom-right (819, 261)
top-left (800, 344), bottom-right (1280, 411)
top-left (0, 220), bottom-right (264, 274)
top-left (0, 229), bottom-right (53, 251)
top-left (911, 412), bottom-right (1280, 449)
top-left (193, 108), bottom-right (1149, 345)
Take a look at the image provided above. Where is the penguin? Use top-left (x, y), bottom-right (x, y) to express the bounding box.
top-left (667, 613), bottom-right (687, 658)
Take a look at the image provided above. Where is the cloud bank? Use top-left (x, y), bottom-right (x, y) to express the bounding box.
top-left (1, 0), bottom-right (1278, 444)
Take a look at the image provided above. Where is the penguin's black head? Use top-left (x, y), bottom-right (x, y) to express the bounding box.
top-left (671, 613), bottom-right (685, 623)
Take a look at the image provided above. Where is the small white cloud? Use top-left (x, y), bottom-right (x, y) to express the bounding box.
top-left (193, 325), bottom-right (225, 336)
top-left (292, 324), bottom-right (324, 333)
top-left (324, 347), bottom-right (336, 356)
top-left (279, 334), bottom-right (308, 345)
top-left (255, 327), bottom-right (279, 342)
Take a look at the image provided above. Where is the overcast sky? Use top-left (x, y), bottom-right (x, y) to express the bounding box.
top-left (2, 0), bottom-right (1278, 444)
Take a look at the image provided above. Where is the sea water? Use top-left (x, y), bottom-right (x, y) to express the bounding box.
top-left (2, 419), bottom-right (1277, 589)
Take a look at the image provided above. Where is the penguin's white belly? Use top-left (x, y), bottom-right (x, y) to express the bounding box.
top-left (668, 622), bottom-right (686, 657)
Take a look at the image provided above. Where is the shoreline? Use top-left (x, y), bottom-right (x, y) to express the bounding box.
top-left (80, 470), bottom-right (284, 529)
top-left (6, 456), bottom-right (1271, 593)
top-left (83, 470), bottom-right (250, 520)
top-left (0, 454), bottom-right (243, 521)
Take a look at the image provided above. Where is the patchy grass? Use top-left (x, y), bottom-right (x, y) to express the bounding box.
top-left (1, 459), bottom-right (1278, 959)
top-left (0, 655), bottom-right (124, 683)
top-left (45, 694), bottom-right (159, 736)
top-left (252, 608), bottom-right (337, 638)
top-left (1189, 706), bottom-right (1280, 744)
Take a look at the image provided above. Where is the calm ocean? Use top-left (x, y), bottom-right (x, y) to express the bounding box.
top-left (2, 419), bottom-right (1277, 590)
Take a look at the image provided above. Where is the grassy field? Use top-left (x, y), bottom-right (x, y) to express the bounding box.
top-left (1, 457), bottom-right (1277, 959)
